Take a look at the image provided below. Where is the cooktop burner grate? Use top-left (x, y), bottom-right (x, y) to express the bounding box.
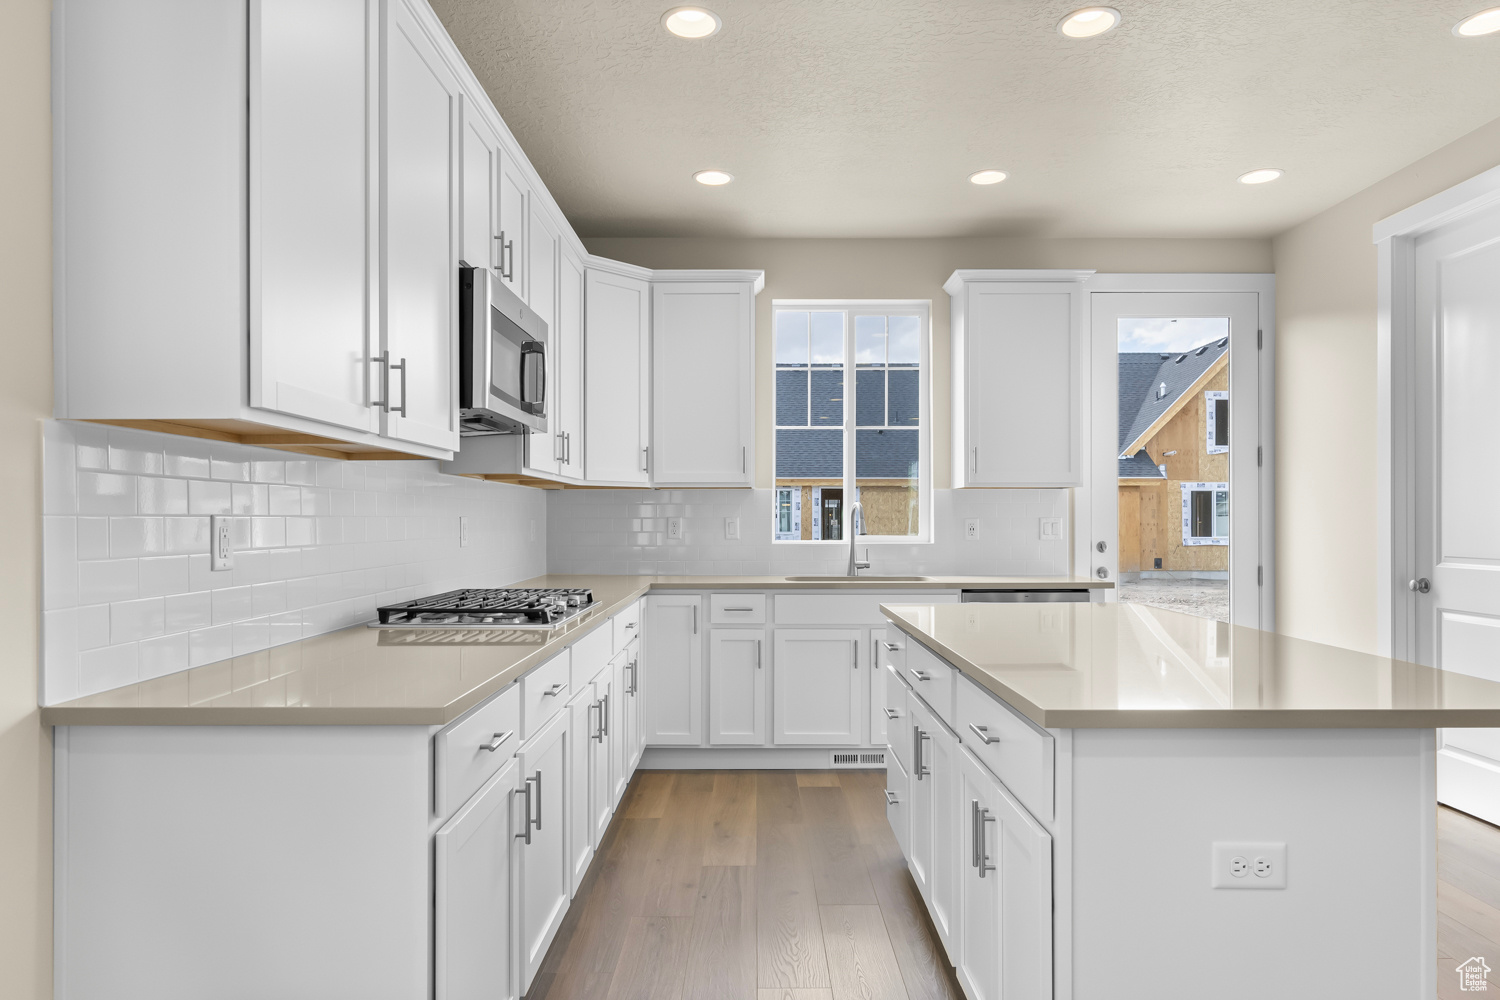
top-left (374, 588), bottom-right (594, 626)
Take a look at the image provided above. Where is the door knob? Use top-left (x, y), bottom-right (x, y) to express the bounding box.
top-left (1409, 578), bottom-right (1431, 594)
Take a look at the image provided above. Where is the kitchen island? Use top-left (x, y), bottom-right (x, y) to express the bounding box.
top-left (877, 600), bottom-right (1500, 1000)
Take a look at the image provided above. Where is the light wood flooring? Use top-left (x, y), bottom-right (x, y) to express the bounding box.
top-left (526, 769), bottom-right (962, 1000)
top-left (531, 774), bottom-right (1500, 1000)
top-left (1440, 805), bottom-right (1500, 998)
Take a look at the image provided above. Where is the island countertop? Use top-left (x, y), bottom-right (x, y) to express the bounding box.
top-left (880, 600), bottom-right (1500, 728)
top-left (38, 573), bottom-right (1106, 726)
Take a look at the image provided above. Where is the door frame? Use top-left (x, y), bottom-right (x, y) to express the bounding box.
top-left (1082, 274), bottom-right (1277, 631)
top-left (1373, 162), bottom-right (1500, 660)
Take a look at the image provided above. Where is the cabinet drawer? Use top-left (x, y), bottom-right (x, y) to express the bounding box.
top-left (571, 622), bottom-right (613, 689)
top-left (434, 682), bottom-right (520, 820)
top-left (904, 639), bottom-right (955, 730)
top-left (886, 746), bottom-right (911, 862)
top-left (711, 593), bottom-right (765, 624)
top-left (521, 651), bottom-right (572, 742)
top-left (775, 593), bottom-right (957, 625)
top-left (876, 628), bottom-right (908, 674)
top-left (612, 600), bottom-right (641, 653)
top-left (957, 674), bottom-right (1054, 823)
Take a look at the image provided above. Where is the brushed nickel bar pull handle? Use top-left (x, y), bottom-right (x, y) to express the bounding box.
top-left (881, 641), bottom-right (902, 652)
top-left (602, 693), bottom-right (610, 737)
top-left (972, 446), bottom-right (978, 474)
top-left (885, 789), bottom-right (899, 805)
top-left (756, 639), bottom-right (762, 670)
top-left (481, 731), bottom-right (514, 752)
top-left (916, 730), bottom-right (931, 777)
top-left (741, 445), bottom-right (746, 473)
top-left (971, 798), bottom-right (981, 869)
top-left (543, 682), bottom-right (566, 697)
top-left (968, 723), bottom-right (999, 746)
top-left (491, 234), bottom-right (502, 271)
top-left (909, 668), bottom-right (931, 682)
top-left (883, 707), bottom-right (899, 719)
top-left (533, 770), bottom-right (543, 831)
top-left (692, 605), bottom-right (698, 634)
top-left (390, 357), bottom-right (407, 417)
top-left (514, 778), bottom-right (533, 844)
top-left (372, 351), bottom-right (391, 411)
top-left (979, 808), bottom-right (996, 877)
top-left (723, 607), bottom-right (755, 612)
top-left (853, 642), bottom-right (859, 670)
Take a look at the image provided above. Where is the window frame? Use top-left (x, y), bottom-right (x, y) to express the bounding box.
top-left (1205, 390), bottom-right (1229, 455)
top-left (771, 299), bottom-right (933, 545)
top-left (1181, 481), bottom-right (1229, 546)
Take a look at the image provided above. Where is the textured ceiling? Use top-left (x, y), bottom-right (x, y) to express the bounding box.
top-left (429, 0), bottom-right (1500, 238)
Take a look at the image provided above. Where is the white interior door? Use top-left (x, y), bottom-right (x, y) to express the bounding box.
top-left (1090, 291), bottom-right (1264, 628)
top-left (1411, 202), bottom-right (1500, 824)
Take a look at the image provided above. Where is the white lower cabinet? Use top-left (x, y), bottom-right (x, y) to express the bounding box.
top-left (591, 669), bottom-right (616, 847)
top-left (610, 649), bottom-right (632, 807)
top-left (644, 596), bottom-right (703, 745)
top-left (773, 629), bottom-right (865, 745)
top-left (709, 629), bottom-right (768, 744)
top-left (566, 684), bottom-right (597, 893)
top-left (885, 742), bottom-right (911, 861)
top-left (621, 638), bottom-right (645, 775)
top-left (514, 709), bottom-right (569, 994)
top-left (907, 687), bottom-right (961, 954)
top-left (435, 756), bottom-right (521, 1000)
top-left (957, 747), bottom-right (1053, 1000)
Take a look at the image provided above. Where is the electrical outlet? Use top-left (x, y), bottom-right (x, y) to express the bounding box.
top-left (210, 515), bottom-right (234, 572)
top-left (459, 516), bottom-right (470, 547)
top-left (965, 518), bottom-right (979, 539)
top-left (725, 517), bottom-right (740, 540)
top-left (1040, 517), bottom-right (1063, 540)
top-left (1211, 842), bottom-right (1286, 889)
top-left (668, 517), bottom-right (683, 539)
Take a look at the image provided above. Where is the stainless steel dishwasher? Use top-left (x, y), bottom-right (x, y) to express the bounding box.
top-left (961, 589), bottom-right (1091, 603)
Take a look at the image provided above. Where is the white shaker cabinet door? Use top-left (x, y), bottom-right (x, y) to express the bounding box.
top-left (515, 709), bottom-right (569, 995)
top-left (249, 0), bottom-right (379, 434)
top-left (957, 279), bottom-right (1084, 488)
top-left (610, 651), bottom-right (633, 806)
top-left (458, 101), bottom-right (500, 274)
top-left (591, 668), bottom-right (616, 846)
top-left (554, 248), bottom-right (586, 479)
top-left (650, 281), bottom-right (755, 485)
top-left (772, 630), bottom-right (864, 745)
top-left (908, 690), bottom-right (961, 955)
top-left (380, 0), bottom-right (460, 452)
top-left (957, 747), bottom-right (1052, 1000)
top-left (583, 268), bottom-right (651, 485)
top-left (434, 756), bottom-right (521, 1000)
top-left (497, 149), bottom-right (527, 300)
top-left (565, 684), bottom-right (596, 895)
top-left (643, 596), bottom-right (703, 745)
top-left (708, 629), bottom-right (768, 745)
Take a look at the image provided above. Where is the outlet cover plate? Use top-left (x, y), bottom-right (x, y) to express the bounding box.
top-left (668, 517), bottom-right (683, 539)
top-left (459, 516), bottom-right (470, 547)
top-left (965, 518), bottom-right (979, 539)
top-left (1211, 841), bottom-right (1286, 889)
top-left (210, 515), bottom-right (234, 572)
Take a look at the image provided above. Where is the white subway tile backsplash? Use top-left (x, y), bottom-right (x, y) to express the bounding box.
top-left (42, 420), bottom-right (548, 703)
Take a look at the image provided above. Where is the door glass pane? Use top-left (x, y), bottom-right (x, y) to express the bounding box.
top-left (1116, 317), bottom-right (1230, 622)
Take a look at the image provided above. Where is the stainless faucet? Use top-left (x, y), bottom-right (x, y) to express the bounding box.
top-left (846, 500), bottom-right (870, 576)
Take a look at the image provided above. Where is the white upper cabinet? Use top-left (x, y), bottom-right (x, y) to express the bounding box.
top-left (381, 0), bottom-right (461, 452)
top-left (497, 151), bottom-right (528, 300)
top-left (249, 0), bottom-right (378, 436)
top-left (555, 248), bottom-right (586, 479)
top-left (650, 275), bottom-right (762, 486)
top-left (459, 102), bottom-right (501, 274)
top-left (583, 264), bottom-right (651, 485)
top-left (946, 271), bottom-right (1092, 488)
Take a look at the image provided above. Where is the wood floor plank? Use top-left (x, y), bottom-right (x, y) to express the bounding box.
top-left (757, 991), bottom-right (835, 1000)
top-left (860, 846), bottom-right (963, 1000)
top-left (757, 770), bottom-right (805, 826)
top-left (800, 786), bottom-right (878, 905)
top-left (602, 916), bottom-right (692, 1000)
top-left (625, 770), bottom-right (677, 819)
top-left (638, 771), bottom-right (715, 917)
top-left (683, 865), bottom-right (758, 1000)
top-left (838, 771), bottom-right (898, 852)
top-left (1441, 881), bottom-right (1500, 952)
top-left (820, 904), bottom-right (910, 1000)
top-left (756, 822), bottom-right (831, 990)
top-left (705, 771), bottom-right (758, 867)
top-left (546, 818), bottom-right (662, 997)
top-left (798, 771), bottom-right (842, 787)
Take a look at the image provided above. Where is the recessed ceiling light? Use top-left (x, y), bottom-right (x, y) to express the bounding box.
top-left (969, 169), bottom-right (1008, 185)
top-left (693, 169), bottom-right (733, 186)
top-left (1455, 7), bottom-right (1500, 36)
top-left (1237, 168), bottom-right (1284, 185)
top-left (1058, 6), bottom-right (1121, 38)
top-left (662, 6), bottom-right (721, 38)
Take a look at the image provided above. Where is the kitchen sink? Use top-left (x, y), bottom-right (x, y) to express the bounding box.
top-left (783, 575), bottom-right (932, 582)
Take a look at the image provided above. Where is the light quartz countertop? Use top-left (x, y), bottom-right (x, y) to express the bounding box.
top-left (39, 573), bottom-right (1105, 726)
top-left (881, 601), bottom-right (1500, 729)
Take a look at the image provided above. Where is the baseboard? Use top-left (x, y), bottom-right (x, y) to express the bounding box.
top-left (1437, 746), bottom-right (1500, 826)
top-left (640, 746), bottom-right (887, 770)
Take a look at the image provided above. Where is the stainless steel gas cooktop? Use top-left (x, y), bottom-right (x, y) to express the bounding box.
top-left (369, 588), bottom-right (595, 630)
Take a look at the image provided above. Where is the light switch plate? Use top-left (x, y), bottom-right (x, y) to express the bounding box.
top-left (725, 517), bottom-right (740, 540)
top-left (1040, 517), bottom-right (1063, 540)
top-left (1211, 841), bottom-right (1286, 889)
top-left (210, 515), bottom-right (234, 572)
top-left (459, 516), bottom-right (470, 547)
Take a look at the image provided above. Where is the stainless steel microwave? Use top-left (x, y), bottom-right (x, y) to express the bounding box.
top-left (458, 263), bottom-right (547, 435)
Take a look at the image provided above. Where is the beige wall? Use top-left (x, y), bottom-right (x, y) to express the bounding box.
top-left (586, 236), bottom-right (1271, 491)
top-left (2, 0), bottom-right (53, 996)
top-left (1272, 116), bottom-right (1500, 654)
